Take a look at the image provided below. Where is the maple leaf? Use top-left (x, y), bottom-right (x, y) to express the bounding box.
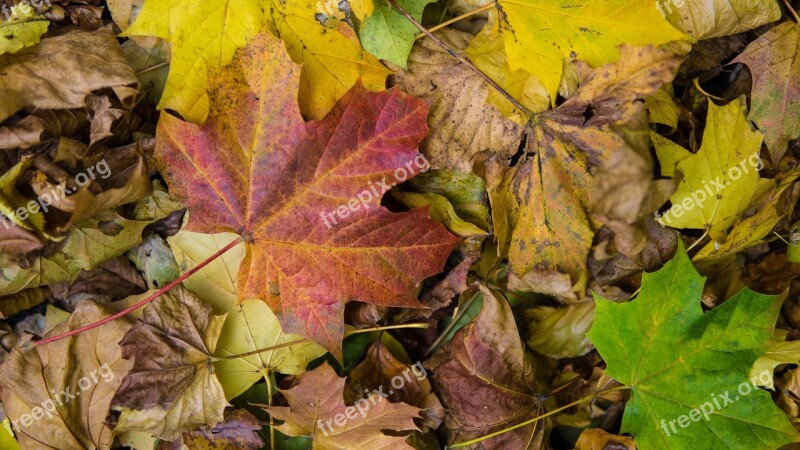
top-left (733, 21), bottom-right (800, 163)
top-left (489, 0), bottom-right (688, 100)
top-left (587, 245), bottom-right (799, 449)
top-left (358, 0), bottom-right (435, 68)
top-left (0, 302), bottom-right (133, 450)
top-left (501, 45), bottom-right (680, 297)
top-left (653, 98), bottom-right (775, 241)
top-left (154, 30), bottom-right (457, 356)
top-left (108, 285), bottom-right (229, 440)
top-left (180, 409), bottom-right (264, 450)
top-left (425, 284), bottom-right (547, 449)
top-left (265, 361), bottom-right (422, 449)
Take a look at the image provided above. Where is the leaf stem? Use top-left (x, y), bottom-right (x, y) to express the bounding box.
top-left (385, 0), bottom-right (531, 118)
top-left (211, 323), bottom-right (429, 361)
top-left (447, 385), bottom-right (631, 448)
top-left (780, 0), bottom-right (800, 23)
top-left (415, 4), bottom-right (494, 40)
top-left (265, 374), bottom-right (275, 450)
top-left (33, 235), bottom-right (245, 346)
top-left (136, 62), bottom-right (170, 76)
top-left (424, 290), bottom-right (479, 357)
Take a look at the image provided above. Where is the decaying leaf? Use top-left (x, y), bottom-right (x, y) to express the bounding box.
top-left (395, 29), bottom-right (524, 172)
top-left (506, 45), bottom-right (681, 296)
top-left (180, 409), bottom-right (264, 450)
top-left (524, 300), bottom-right (595, 359)
top-left (0, 28), bottom-right (138, 124)
top-left (588, 245), bottom-right (798, 449)
top-left (733, 21), bottom-right (800, 163)
top-left (425, 285), bottom-right (547, 449)
top-left (108, 285), bottom-right (229, 440)
top-left (265, 361), bottom-right (422, 449)
top-left (0, 4), bottom-right (48, 55)
top-left (662, 0), bottom-right (781, 39)
top-left (154, 30), bottom-right (456, 355)
top-left (0, 302), bottom-right (133, 449)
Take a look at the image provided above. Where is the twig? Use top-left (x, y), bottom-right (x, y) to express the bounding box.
top-left (385, 0), bottom-right (531, 118)
top-left (780, 0), bottom-right (800, 23)
top-left (34, 235), bottom-right (245, 346)
top-left (415, 4), bottom-right (494, 39)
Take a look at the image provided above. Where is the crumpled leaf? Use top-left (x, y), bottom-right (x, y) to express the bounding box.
top-left (154, 30), bottom-right (456, 355)
top-left (733, 22), bottom-right (800, 164)
top-left (0, 28), bottom-right (138, 124)
top-left (646, 85), bottom-right (681, 129)
top-left (588, 245), bottom-right (798, 449)
top-left (425, 284), bottom-right (547, 449)
top-left (108, 285), bottom-right (229, 440)
top-left (489, 0), bottom-right (688, 100)
top-left (181, 408), bottom-right (264, 450)
top-left (358, 0), bottom-right (435, 68)
top-left (406, 170), bottom-right (491, 232)
top-left (505, 45), bottom-right (681, 296)
top-left (395, 29), bottom-right (523, 172)
top-left (345, 341), bottom-right (444, 431)
top-left (265, 361), bottom-right (422, 449)
top-left (663, 0), bottom-right (781, 39)
top-left (524, 300), bottom-right (595, 359)
top-left (0, 4), bottom-right (48, 56)
top-left (127, 233), bottom-right (180, 289)
top-left (0, 302), bottom-right (133, 450)
top-left (0, 109), bottom-right (87, 150)
top-left (654, 98), bottom-right (775, 241)
top-left (391, 190), bottom-right (487, 238)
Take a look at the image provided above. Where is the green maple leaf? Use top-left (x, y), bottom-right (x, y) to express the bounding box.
top-left (588, 245), bottom-right (798, 449)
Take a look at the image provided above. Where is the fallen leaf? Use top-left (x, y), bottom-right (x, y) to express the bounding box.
top-left (588, 244), bottom-right (798, 449)
top-left (0, 28), bottom-right (138, 124)
top-left (524, 300), bottom-right (595, 359)
top-left (733, 22), bottom-right (800, 164)
top-left (507, 45), bottom-right (681, 296)
top-left (358, 0), bottom-right (435, 68)
top-left (154, 30), bottom-right (456, 355)
top-left (662, 0), bottom-right (781, 39)
top-left (751, 339), bottom-right (800, 390)
top-left (108, 285), bottom-right (229, 440)
top-left (0, 4), bottom-right (48, 56)
top-left (265, 361), bottom-right (422, 449)
top-left (575, 428), bottom-right (635, 450)
top-left (489, 0), bottom-right (688, 100)
top-left (425, 284), bottom-right (547, 449)
top-left (395, 29), bottom-right (523, 172)
top-left (181, 408), bottom-right (264, 450)
top-left (0, 302), bottom-right (133, 449)
top-left (654, 98), bottom-right (775, 241)
top-left (346, 341), bottom-right (444, 430)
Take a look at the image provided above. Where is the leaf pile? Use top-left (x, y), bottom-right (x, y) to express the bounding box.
top-left (1, 0), bottom-right (800, 449)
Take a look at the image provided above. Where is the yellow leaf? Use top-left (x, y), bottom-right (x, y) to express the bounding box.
top-left (124, 0), bottom-right (268, 123)
top-left (646, 85), bottom-right (681, 129)
top-left (654, 98), bottom-right (774, 241)
top-left (492, 0), bottom-right (688, 101)
top-left (268, 1), bottom-right (389, 119)
top-left (348, 0), bottom-right (375, 19)
top-left (0, 4), bottom-right (48, 56)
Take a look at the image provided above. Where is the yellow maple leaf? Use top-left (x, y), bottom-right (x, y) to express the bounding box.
top-left (492, 0), bottom-right (688, 102)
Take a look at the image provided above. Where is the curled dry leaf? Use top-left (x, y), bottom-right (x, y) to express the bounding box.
top-left (425, 284), bottom-right (547, 449)
top-left (0, 302), bottom-right (133, 449)
top-left (154, 29), bottom-right (456, 356)
top-left (504, 45), bottom-right (681, 297)
top-left (108, 285), bottom-right (229, 440)
top-left (524, 300), bottom-right (595, 359)
top-left (662, 0), bottom-right (781, 39)
top-left (265, 361), bottom-right (422, 449)
top-left (345, 341), bottom-right (445, 431)
top-left (180, 408), bottom-right (264, 450)
top-left (0, 28), bottom-right (138, 124)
